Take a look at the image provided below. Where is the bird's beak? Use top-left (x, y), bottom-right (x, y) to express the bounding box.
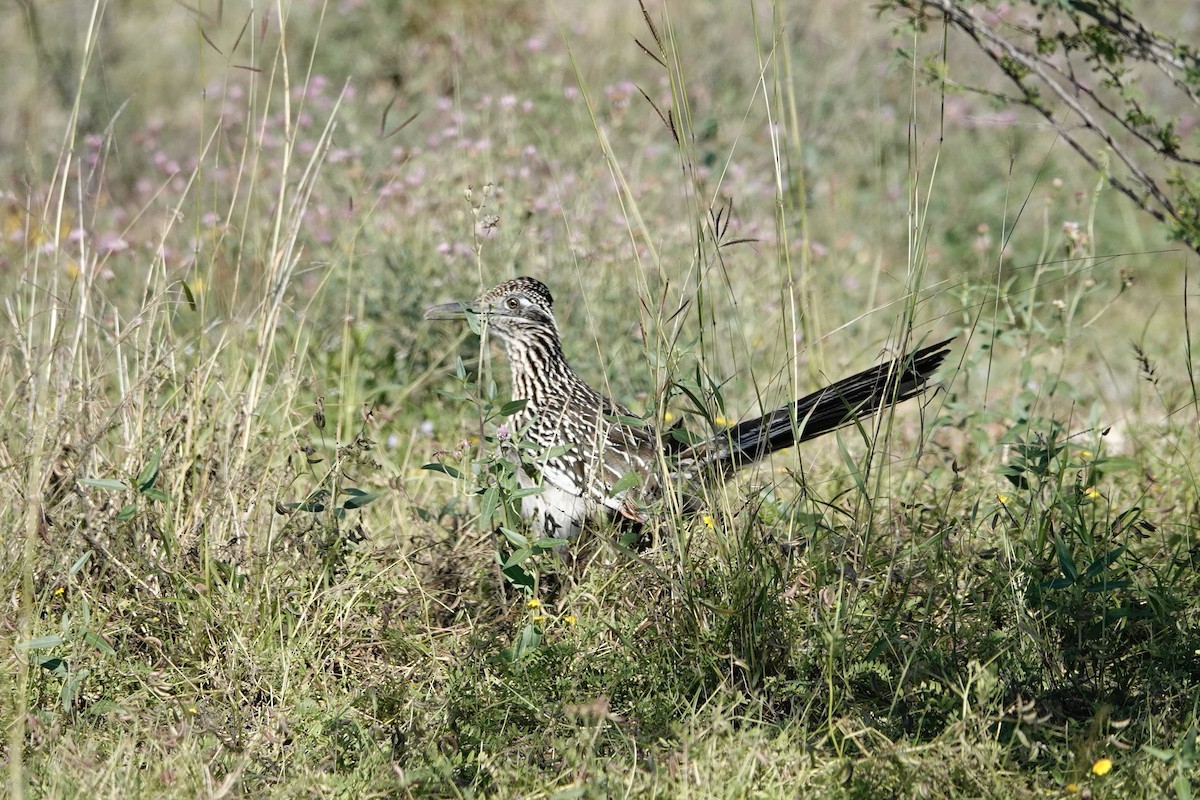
top-left (423, 301), bottom-right (471, 321)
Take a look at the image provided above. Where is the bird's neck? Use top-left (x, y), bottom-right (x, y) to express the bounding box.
top-left (503, 331), bottom-right (577, 415)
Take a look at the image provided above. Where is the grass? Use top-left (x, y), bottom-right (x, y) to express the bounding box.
top-left (2, 0), bottom-right (1199, 797)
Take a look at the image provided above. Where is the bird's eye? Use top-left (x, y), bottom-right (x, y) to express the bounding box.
top-left (505, 296), bottom-right (521, 310)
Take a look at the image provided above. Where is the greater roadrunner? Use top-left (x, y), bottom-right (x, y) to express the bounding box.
top-left (426, 277), bottom-right (951, 538)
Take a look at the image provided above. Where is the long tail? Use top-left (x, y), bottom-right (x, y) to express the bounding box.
top-left (709, 337), bottom-right (953, 472)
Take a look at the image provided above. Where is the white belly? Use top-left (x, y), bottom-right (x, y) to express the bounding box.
top-left (520, 482), bottom-right (590, 539)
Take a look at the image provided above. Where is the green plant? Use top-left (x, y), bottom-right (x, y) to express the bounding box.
top-left (17, 562), bottom-right (116, 716)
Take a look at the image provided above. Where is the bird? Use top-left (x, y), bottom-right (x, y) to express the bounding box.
top-left (426, 276), bottom-right (951, 538)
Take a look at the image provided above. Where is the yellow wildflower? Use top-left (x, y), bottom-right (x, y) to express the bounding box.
top-left (526, 598), bottom-right (541, 609)
top-left (1066, 783), bottom-right (1079, 793)
top-left (701, 514), bottom-right (715, 529)
top-left (1080, 450), bottom-right (1093, 459)
top-left (1083, 486), bottom-right (1101, 500)
top-left (997, 494), bottom-right (1009, 505)
top-left (533, 615), bottom-right (547, 623)
top-left (1092, 757), bottom-right (1112, 776)
top-left (663, 410), bottom-right (676, 424)
top-left (564, 614), bottom-right (577, 625)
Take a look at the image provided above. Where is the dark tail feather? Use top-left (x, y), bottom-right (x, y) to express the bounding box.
top-left (719, 337), bottom-right (953, 470)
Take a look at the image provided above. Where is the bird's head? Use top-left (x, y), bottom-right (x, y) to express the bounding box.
top-left (424, 276), bottom-right (559, 345)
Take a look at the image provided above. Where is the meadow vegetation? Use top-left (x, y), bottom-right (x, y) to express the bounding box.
top-left (2, 1), bottom-right (1198, 797)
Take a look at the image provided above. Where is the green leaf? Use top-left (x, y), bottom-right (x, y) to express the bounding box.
top-left (1053, 534), bottom-right (1078, 581)
top-left (116, 504), bottom-right (139, 522)
top-left (18, 634), bottom-right (65, 650)
top-left (69, 550), bottom-right (93, 577)
top-left (543, 444), bottom-right (572, 460)
top-left (80, 478), bottom-right (129, 492)
top-left (610, 471), bottom-right (642, 495)
top-left (142, 487), bottom-right (172, 503)
top-left (33, 655), bottom-right (68, 676)
top-left (1143, 745), bottom-right (1176, 763)
top-left (499, 399), bottom-right (527, 416)
top-left (422, 462), bottom-right (463, 479)
top-left (1173, 773), bottom-right (1192, 800)
top-left (341, 491), bottom-right (381, 510)
top-left (479, 486), bottom-right (499, 528)
top-left (501, 623), bottom-right (543, 662)
top-left (998, 463), bottom-right (1030, 490)
top-left (501, 560), bottom-right (535, 592)
top-left (1104, 605), bottom-right (1155, 622)
top-left (62, 667), bottom-right (88, 712)
top-left (465, 311), bottom-right (482, 336)
top-left (502, 547), bottom-right (533, 569)
top-left (82, 631), bottom-right (115, 656)
top-left (136, 452), bottom-right (160, 492)
top-left (604, 413), bottom-right (647, 427)
top-left (1180, 725), bottom-right (1198, 766)
top-left (669, 427), bottom-right (702, 446)
top-left (501, 527), bottom-right (529, 550)
top-left (182, 279), bottom-right (198, 312)
top-left (283, 500), bottom-right (326, 513)
top-left (1083, 545), bottom-right (1127, 579)
top-left (1094, 455), bottom-right (1140, 473)
top-left (835, 433), bottom-right (867, 497)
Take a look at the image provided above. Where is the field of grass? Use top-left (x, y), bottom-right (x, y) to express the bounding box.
top-left (2, 1), bottom-right (1198, 797)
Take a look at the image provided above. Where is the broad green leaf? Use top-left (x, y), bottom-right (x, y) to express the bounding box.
top-left (835, 434), bottom-right (867, 497)
top-left (62, 667), bottom-right (89, 712)
top-left (502, 547), bottom-right (533, 569)
top-left (1084, 545), bottom-right (1127, 579)
top-left (82, 631), bottom-right (116, 656)
top-left (1094, 455), bottom-right (1141, 473)
top-left (544, 444), bottom-right (572, 460)
top-left (69, 550), bottom-right (93, 577)
top-left (1053, 534), bottom-right (1078, 581)
top-left (501, 560), bottom-right (535, 593)
top-left (604, 413), bottom-right (647, 427)
top-left (80, 478), bottom-right (129, 492)
top-left (500, 623), bottom-right (543, 662)
top-left (284, 500), bottom-right (326, 513)
top-left (670, 427), bottom-right (702, 446)
top-left (610, 471), bottom-right (642, 495)
top-left (499, 399), bottom-right (527, 416)
top-left (34, 655), bottom-right (68, 676)
top-left (422, 462), bottom-right (463, 479)
top-left (136, 452), bottom-right (160, 492)
top-left (142, 487), bottom-right (172, 503)
top-left (501, 527), bottom-right (529, 550)
top-left (18, 634), bottom-right (65, 650)
top-left (341, 491), bottom-right (381, 510)
top-left (479, 487), bottom-right (499, 528)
